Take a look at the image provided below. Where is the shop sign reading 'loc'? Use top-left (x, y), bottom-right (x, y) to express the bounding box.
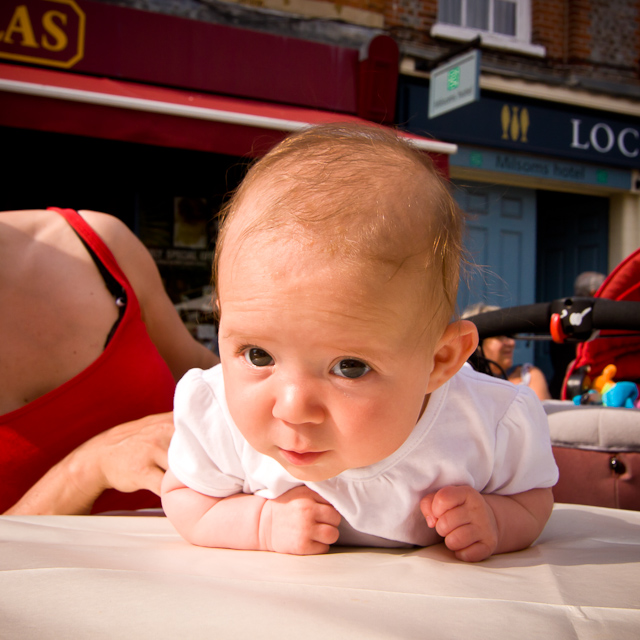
top-left (0, 0), bottom-right (85, 69)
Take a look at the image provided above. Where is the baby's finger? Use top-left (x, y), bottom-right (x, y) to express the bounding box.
top-left (453, 540), bottom-right (494, 563)
top-left (443, 521), bottom-right (497, 561)
top-left (301, 541), bottom-right (332, 555)
top-left (432, 505), bottom-right (472, 538)
top-left (313, 522), bottom-right (340, 546)
top-left (430, 486), bottom-right (472, 518)
top-left (285, 538), bottom-right (332, 556)
top-left (420, 493), bottom-right (437, 527)
top-left (441, 521), bottom-right (480, 551)
top-left (316, 503), bottom-right (342, 527)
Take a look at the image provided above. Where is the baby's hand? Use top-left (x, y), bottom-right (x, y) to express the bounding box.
top-left (420, 486), bottom-right (498, 562)
top-left (259, 486), bottom-right (341, 555)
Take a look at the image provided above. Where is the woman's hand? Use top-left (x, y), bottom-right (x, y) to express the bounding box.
top-left (84, 412), bottom-right (174, 496)
top-left (5, 412), bottom-right (174, 515)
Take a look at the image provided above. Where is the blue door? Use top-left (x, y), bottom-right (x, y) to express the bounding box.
top-left (535, 191), bottom-right (609, 302)
top-left (534, 190), bottom-right (609, 395)
top-left (454, 181), bottom-right (538, 366)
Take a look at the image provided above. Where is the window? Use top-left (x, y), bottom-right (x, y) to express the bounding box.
top-left (432, 0), bottom-right (545, 56)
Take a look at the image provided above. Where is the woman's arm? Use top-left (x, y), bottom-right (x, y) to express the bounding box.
top-left (528, 367), bottom-right (552, 401)
top-left (508, 364), bottom-right (551, 401)
top-left (4, 413), bottom-right (174, 515)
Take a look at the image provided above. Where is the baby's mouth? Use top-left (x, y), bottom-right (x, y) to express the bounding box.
top-left (279, 449), bottom-right (324, 466)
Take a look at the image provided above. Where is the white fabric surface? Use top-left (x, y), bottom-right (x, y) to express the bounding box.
top-left (1, 504), bottom-right (639, 639)
top-left (170, 365), bottom-right (558, 546)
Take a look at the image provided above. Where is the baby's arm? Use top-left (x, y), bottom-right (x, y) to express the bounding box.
top-left (161, 470), bottom-right (341, 555)
top-left (420, 485), bottom-right (554, 562)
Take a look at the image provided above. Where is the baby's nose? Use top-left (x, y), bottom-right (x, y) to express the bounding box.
top-left (272, 380), bottom-right (324, 426)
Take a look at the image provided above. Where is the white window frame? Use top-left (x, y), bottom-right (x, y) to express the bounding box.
top-left (431, 0), bottom-right (546, 57)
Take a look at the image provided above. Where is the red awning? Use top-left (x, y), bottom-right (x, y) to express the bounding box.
top-left (0, 62), bottom-right (456, 173)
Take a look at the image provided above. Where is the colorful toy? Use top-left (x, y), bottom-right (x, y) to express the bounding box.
top-left (592, 364), bottom-right (618, 394)
top-left (602, 381), bottom-right (639, 409)
top-left (572, 363), bottom-right (639, 408)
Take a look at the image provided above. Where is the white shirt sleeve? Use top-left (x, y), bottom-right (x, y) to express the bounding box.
top-left (168, 367), bottom-right (245, 498)
top-left (484, 384), bottom-right (559, 495)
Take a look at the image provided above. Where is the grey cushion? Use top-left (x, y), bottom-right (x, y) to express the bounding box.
top-left (543, 400), bottom-right (640, 451)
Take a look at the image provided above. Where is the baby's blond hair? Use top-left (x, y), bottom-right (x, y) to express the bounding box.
top-left (214, 123), bottom-right (466, 334)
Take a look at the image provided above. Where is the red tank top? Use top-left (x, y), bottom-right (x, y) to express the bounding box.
top-left (0, 209), bottom-right (176, 513)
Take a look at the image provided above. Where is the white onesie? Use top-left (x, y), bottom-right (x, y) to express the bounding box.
top-left (169, 364), bottom-right (559, 547)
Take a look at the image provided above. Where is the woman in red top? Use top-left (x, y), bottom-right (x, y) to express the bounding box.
top-left (1, 208), bottom-right (218, 514)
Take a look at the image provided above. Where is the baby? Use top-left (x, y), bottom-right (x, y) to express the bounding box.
top-left (161, 124), bottom-right (559, 562)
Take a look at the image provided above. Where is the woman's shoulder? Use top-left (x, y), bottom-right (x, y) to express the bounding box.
top-left (507, 362), bottom-right (535, 380)
top-left (78, 210), bottom-right (142, 253)
top-left (2, 209), bottom-right (75, 242)
top-left (78, 210), bottom-right (166, 301)
top-left (507, 363), bottom-right (551, 400)
top-left (506, 362), bottom-right (543, 378)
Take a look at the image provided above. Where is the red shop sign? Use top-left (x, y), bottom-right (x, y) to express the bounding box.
top-left (0, 0), bottom-right (85, 69)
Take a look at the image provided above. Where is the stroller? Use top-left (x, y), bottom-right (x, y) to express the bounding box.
top-left (465, 248), bottom-right (640, 511)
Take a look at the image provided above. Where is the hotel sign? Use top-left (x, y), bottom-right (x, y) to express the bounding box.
top-left (0, 0), bottom-right (85, 68)
top-left (429, 50), bottom-right (481, 119)
top-left (451, 146), bottom-right (633, 191)
top-left (399, 78), bottom-right (640, 169)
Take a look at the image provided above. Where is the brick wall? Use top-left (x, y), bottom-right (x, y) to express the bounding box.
top-left (568, 0), bottom-right (592, 62)
top-left (382, 0), bottom-right (436, 44)
top-left (531, 0), bottom-right (640, 73)
top-left (532, 0), bottom-right (569, 61)
top-left (590, 0), bottom-right (640, 69)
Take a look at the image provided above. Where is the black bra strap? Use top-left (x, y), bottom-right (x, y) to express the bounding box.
top-left (72, 230), bottom-right (127, 347)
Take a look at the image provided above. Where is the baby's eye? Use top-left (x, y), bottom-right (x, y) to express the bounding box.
top-left (332, 359), bottom-right (371, 379)
top-left (244, 348), bottom-right (274, 367)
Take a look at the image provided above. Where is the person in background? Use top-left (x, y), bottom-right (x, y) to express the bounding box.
top-left (574, 271), bottom-right (607, 298)
top-left (162, 124), bottom-right (558, 562)
top-left (1, 208), bottom-right (218, 515)
top-left (463, 303), bottom-right (551, 401)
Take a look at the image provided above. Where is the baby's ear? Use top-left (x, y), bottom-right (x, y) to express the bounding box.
top-left (426, 320), bottom-right (479, 394)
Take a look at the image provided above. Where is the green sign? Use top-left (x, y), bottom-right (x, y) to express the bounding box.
top-left (447, 67), bottom-right (461, 91)
top-left (429, 50), bottom-right (480, 119)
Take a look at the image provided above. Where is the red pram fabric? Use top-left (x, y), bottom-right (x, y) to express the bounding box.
top-left (563, 248), bottom-right (640, 399)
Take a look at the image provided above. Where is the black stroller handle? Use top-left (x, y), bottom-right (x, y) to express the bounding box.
top-left (468, 304), bottom-right (549, 340)
top-left (467, 297), bottom-right (640, 343)
top-left (590, 298), bottom-right (640, 330)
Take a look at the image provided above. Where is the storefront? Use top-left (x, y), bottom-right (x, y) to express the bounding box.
top-left (0, 0), bottom-right (455, 303)
top-left (398, 74), bottom-right (639, 376)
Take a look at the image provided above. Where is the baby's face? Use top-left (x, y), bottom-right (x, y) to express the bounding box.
top-left (217, 233), bottom-right (441, 482)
